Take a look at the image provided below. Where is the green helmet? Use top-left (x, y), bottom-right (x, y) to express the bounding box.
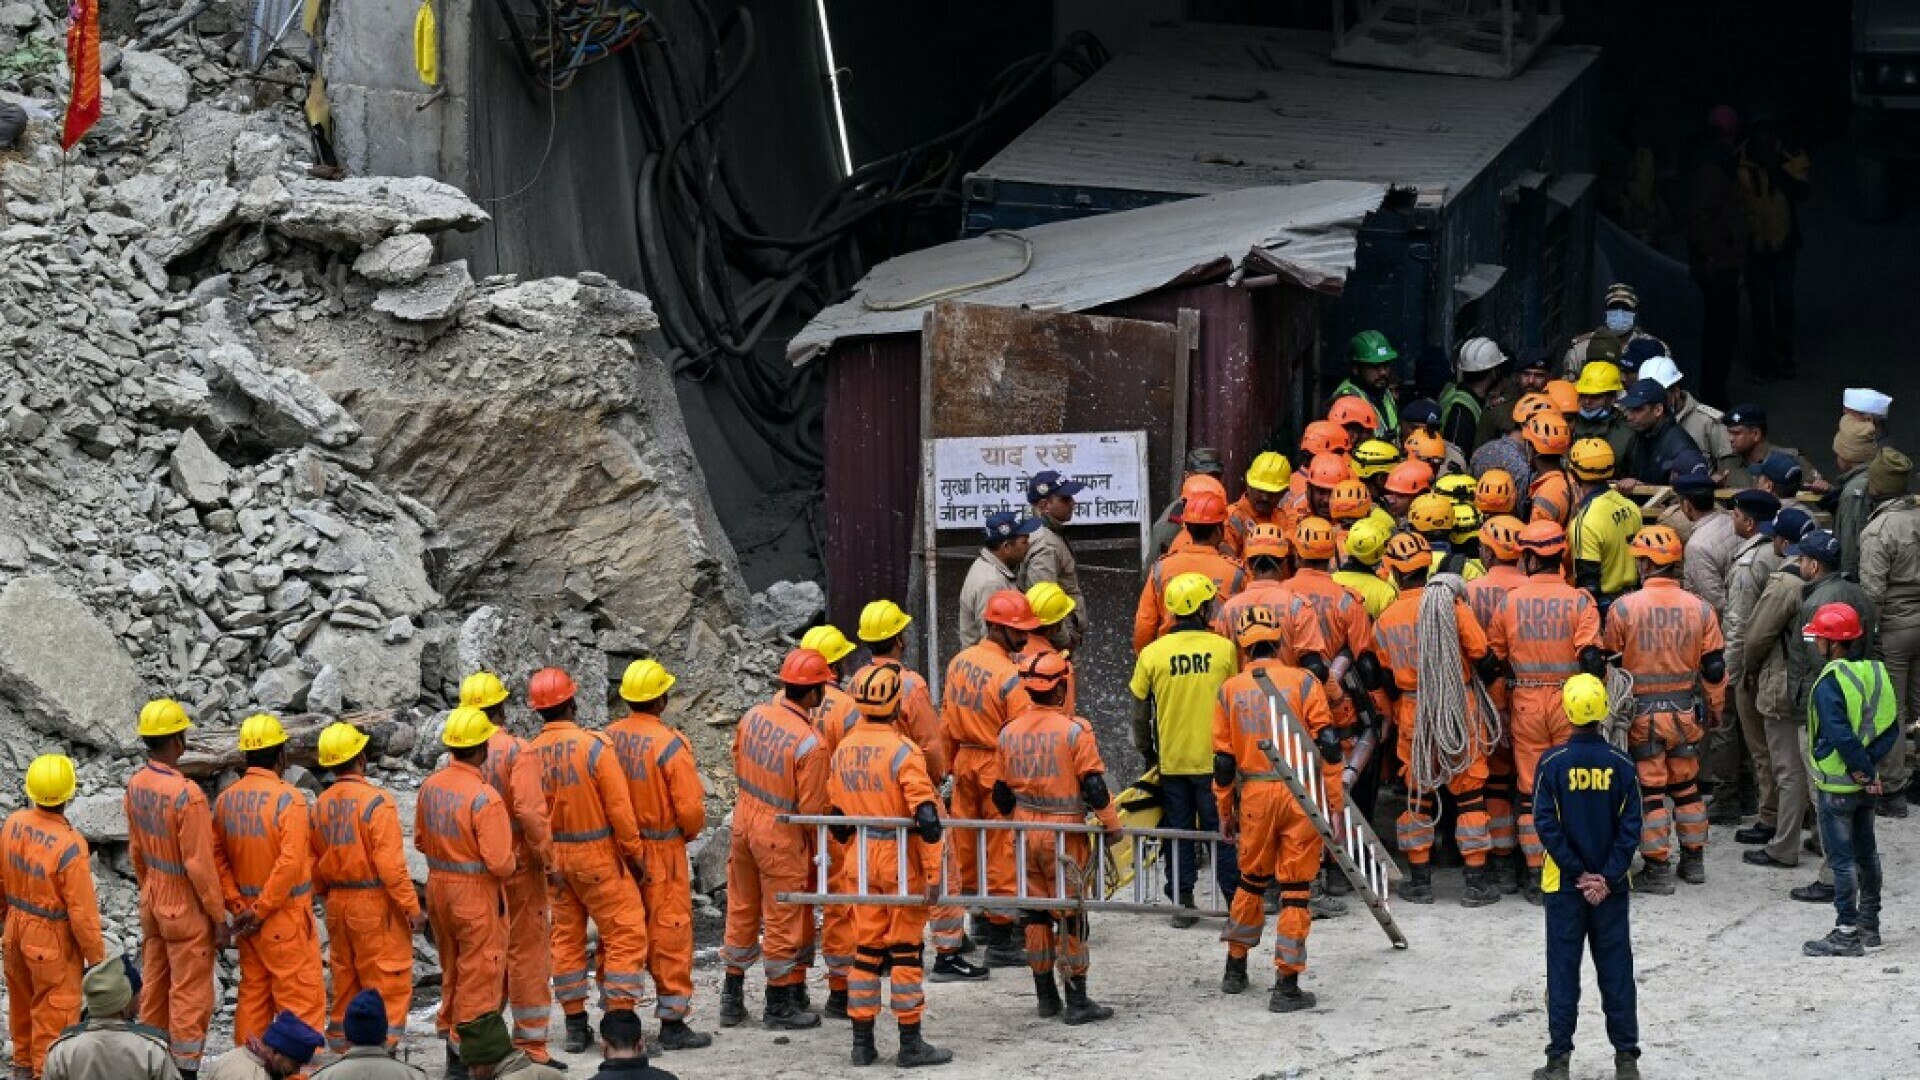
top-left (1350, 330), bottom-right (1398, 365)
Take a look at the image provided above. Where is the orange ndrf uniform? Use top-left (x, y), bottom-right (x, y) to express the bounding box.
top-left (1529, 468), bottom-right (1575, 527)
top-left (939, 640), bottom-right (1031, 928)
top-left (1464, 563), bottom-right (1532, 860)
top-left (313, 774), bottom-right (420, 1052)
top-left (608, 711), bottom-right (707, 1023)
top-left (482, 729), bottom-right (559, 1060)
top-left (853, 659), bottom-right (963, 954)
top-left (1211, 580), bottom-right (1328, 669)
top-left (127, 761), bottom-right (230, 1074)
top-left (1486, 573), bottom-right (1601, 868)
top-left (992, 709), bottom-right (1118, 981)
top-left (415, 759), bottom-right (516, 1041)
top-left (1227, 496), bottom-right (1292, 559)
top-left (2, 807), bottom-right (105, 1077)
top-left (1372, 587), bottom-right (1497, 866)
top-left (1134, 549), bottom-right (1249, 652)
top-left (213, 768), bottom-right (326, 1047)
top-left (1276, 567), bottom-right (1374, 817)
top-left (813, 683), bottom-right (863, 997)
top-left (1213, 661), bottom-right (1332, 976)
top-left (1012, 636), bottom-right (1080, 719)
top-left (1605, 578), bottom-right (1727, 862)
top-left (724, 695), bottom-right (830, 986)
top-left (828, 723), bottom-right (944, 1024)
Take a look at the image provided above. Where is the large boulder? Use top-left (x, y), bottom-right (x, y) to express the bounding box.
top-left (455, 606), bottom-right (609, 735)
top-left (302, 625), bottom-right (425, 711)
top-left (272, 176), bottom-right (489, 249)
top-left (0, 577), bottom-right (145, 754)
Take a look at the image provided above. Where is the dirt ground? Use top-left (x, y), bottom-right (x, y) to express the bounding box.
top-left (378, 814), bottom-right (1917, 1080)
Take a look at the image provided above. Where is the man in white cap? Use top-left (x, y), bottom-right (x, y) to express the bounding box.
top-left (1440, 337), bottom-right (1507, 454)
top-left (1639, 355), bottom-right (1737, 479)
top-left (1842, 387), bottom-right (1893, 441)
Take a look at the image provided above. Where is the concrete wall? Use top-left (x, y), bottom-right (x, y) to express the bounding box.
top-left (325, 0), bottom-right (472, 186)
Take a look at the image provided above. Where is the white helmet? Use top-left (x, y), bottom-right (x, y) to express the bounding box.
top-left (1638, 354), bottom-right (1683, 389)
top-left (1457, 336), bottom-right (1506, 374)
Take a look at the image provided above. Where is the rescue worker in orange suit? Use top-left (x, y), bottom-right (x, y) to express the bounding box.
top-left (311, 722), bottom-right (422, 1056)
top-left (828, 665), bottom-right (954, 1068)
top-left (797, 624), bottom-right (862, 1018)
top-left (4, 755), bottom-right (106, 1079)
top-left (854, 600), bottom-right (985, 985)
top-left (1604, 526), bottom-right (1728, 893)
top-left (1228, 452), bottom-right (1297, 555)
top-left (1486, 520), bottom-right (1606, 903)
top-left (462, 671), bottom-right (561, 1069)
top-left (1465, 515), bottom-right (1532, 889)
top-left (127, 699), bottom-right (235, 1078)
top-left (1371, 534), bottom-right (1506, 906)
top-left (1211, 524), bottom-right (1325, 669)
top-left (720, 648), bottom-right (833, 1030)
top-left (213, 713), bottom-right (326, 1049)
top-left (939, 591), bottom-right (1036, 968)
top-left (417, 707), bottom-right (517, 1078)
top-left (1019, 583), bottom-right (1082, 720)
top-left (1526, 411), bottom-right (1578, 527)
top-left (1134, 489), bottom-right (1248, 652)
top-left (992, 652), bottom-right (1120, 1026)
top-left (1212, 608), bottom-right (1334, 1014)
top-left (1299, 453), bottom-right (1356, 525)
top-left (525, 667), bottom-right (653, 1051)
top-left (606, 659), bottom-right (714, 1051)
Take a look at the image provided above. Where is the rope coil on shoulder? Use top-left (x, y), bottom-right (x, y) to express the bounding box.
top-left (1410, 574), bottom-right (1503, 794)
top-left (1603, 665), bottom-right (1636, 752)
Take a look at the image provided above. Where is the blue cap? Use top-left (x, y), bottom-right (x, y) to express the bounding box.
top-left (1725, 403), bottom-right (1768, 430)
top-left (1026, 470), bottom-right (1085, 503)
top-left (343, 989), bottom-right (388, 1047)
top-left (1617, 378), bottom-right (1667, 410)
top-left (1670, 461), bottom-right (1716, 492)
top-left (984, 511), bottom-right (1041, 545)
top-left (1733, 488), bottom-right (1781, 522)
top-left (262, 1011), bottom-right (325, 1066)
top-left (1765, 506), bottom-right (1815, 543)
top-left (1788, 527), bottom-right (1841, 565)
top-left (1758, 451), bottom-right (1803, 488)
top-left (1620, 337), bottom-right (1666, 375)
top-left (1401, 398), bottom-right (1442, 427)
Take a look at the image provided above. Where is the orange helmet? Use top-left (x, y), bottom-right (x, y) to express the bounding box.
top-left (984, 589), bottom-right (1042, 630)
top-left (1545, 379), bottom-right (1580, 415)
top-left (1328, 395), bottom-right (1380, 432)
top-left (1328, 479), bottom-right (1373, 522)
top-left (1568, 438), bottom-right (1616, 482)
top-left (1293, 516), bottom-right (1338, 561)
top-left (1475, 469), bottom-right (1517, 513)
top-left (1511, 392), bottom-right (1554, 425)
top-left (528, 668), bottom-right (577, 711)
top-left (1300, 420), bottom-right (1353, 457)
top-left (1517, 519), bottom-right (1568, 559)
top-left (1629, 525), bottom-right (1683, 566)
top-left (1522, 411), bottom-right (1572, 456)
top-left (1232, 605), bottom-right (1284, 649)
top-left (1243, 524), bottom-right (1290, 561)
top-left (1407, 493), bottom-right (1456, 534)
top-left (850, 663), bottom-right (903, 716)
top-left (778, 649), bottom-right (835, 687)
top-left (1172, 474), bottom-right (1229, 523)
top-left (1479, 514), bottom-right (1525, 562)
top-left (1304, 452), bottom-right (1353, 491)
top-left (1019, 651), bottom-right (1071, 694)
top-left (1383, 459), bottom-right (1435, 498)
top-left (1404, 429), bottom-right (1446, 464)
top-left (1183, 489), bottom-right (1229, 525)
top-left (1383, 531), bottom-right (1432, 575)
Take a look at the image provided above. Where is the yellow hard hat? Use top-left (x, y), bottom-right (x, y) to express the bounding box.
top-left (1165, 572), bottom-right (1218, 617)
top-left (618, 658), bottom-right (676, 704)
top-left (799, 624), bottom-right (856, 664)
top-left (1563, 673), bottom-right (1609, 726)
top-left (1408, 493), bottom-right (1456, 534)
top-left (238, 713), bottom-right (289, 752)
top-left (1351, 439), bottom-right (1402, 479)
top-left (1568, 437), bottom-right (1617, 482)
top-left (442, 706), bottom-right (498, 750)
top-left (1573, 361), bottom-right (1624, 396)
top-left (1345, 517), bottom-right (1390, 565)
top-left (137, 698), bottom-right (193, 738)
top-left (24, 754), bottom-right (76, 808)
top-left (1451, 501), bottom-right (1483, 542)
top-left (1434, 473), bottom-right (1478, 504)
top-left (1245, 452), bottom-right (1292, 494)
top-left (856, 599), bottom-right (913, 643)
top-left (316, 722), bottom-right (370, 769)
top-left (1026, 581), bottom-right (1077, 627)
top-left (459, 672), bottom-right (510, 710)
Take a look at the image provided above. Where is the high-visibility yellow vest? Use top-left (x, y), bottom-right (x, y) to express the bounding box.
top-left (1806, 658), bottom-right (1896, 794)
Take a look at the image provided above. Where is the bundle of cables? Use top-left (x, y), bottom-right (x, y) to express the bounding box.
top-left (493, 0), bottom-right (653, 90)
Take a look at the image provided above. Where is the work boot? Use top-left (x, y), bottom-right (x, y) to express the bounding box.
top-left (1395, 863), bottom-right (1435, 905)
top-left (1460, 866), bottom-right (1501, 908)
top-left (1062, 976), bottom-right (1114, 1025)
top-left (1632, 859), bottom-right (1675, 896)
top-left (719, 972), bottom-right (748, 1027)
top-left (1802, 928), bottom-right (1864, 957)
top-left (658, 1019), bottom-right (712, 1051)
top-left (851, 1018), bottom-right (879, 1067)
top-left (1677, 848), bottom-right (1706, 885)
top-left (794, 983), bottom-right (813, 1011)
top-left (895, 1022), bottom-right (953, 1068)
top-left (1221, 954), bottom-right (1249, 995)
top-left (1861, 923), bottom-right (1883, 949)
top-left (562, 1011), bottom-right (595, 1054)
top-left (1309, 875), bottom-right (1349, 919)
top-left (763, 984), bottom-right (822, 1030)
top-left (1171, 890), bottom-right (1200, 928)
top-left (443, 1038), bottom-right (469, 1080)
top-left (1495, 852), bottom-right (1521, 895)
top-left (1531, 1054), bottom-right (1571, 1080)
top-left (824, 987), bottom-right (850, 1021)
top-left (1522, 866), bottom-right (1543, 906)
top-left (1876, 793), bottom-right (1909, 819)
top-left (984, 922), bottom-right (1025, 968)
top-left (1033, 971), bottom-right (1063, 1019)
top-left (930, 952), bottom-right (989, 982)
top-left (1790, 881), bottom-right (1836, 904)
top-left (1615, 1049), bottom-right (1642, 1080)
top-left (1734, 822), bottom-right (1776, 845)
top-left (1266, 973), bottom-right (1315, 1013)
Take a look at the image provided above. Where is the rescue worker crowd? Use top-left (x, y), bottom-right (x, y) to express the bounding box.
top-left (1, 284), bottom-right (1911, 1080)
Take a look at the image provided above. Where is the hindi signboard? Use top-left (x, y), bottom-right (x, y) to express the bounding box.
top-left (927, 431), bottom-right (1149, 530)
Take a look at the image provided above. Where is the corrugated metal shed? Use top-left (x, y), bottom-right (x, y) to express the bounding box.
top-left (968, 26), bottom-right (1596, 203)
top-left (788, 181), bottom-right (1384, 365)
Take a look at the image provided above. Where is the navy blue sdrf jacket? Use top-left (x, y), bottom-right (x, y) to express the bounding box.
top-left (1533, 729), bottom-right (1643, 894)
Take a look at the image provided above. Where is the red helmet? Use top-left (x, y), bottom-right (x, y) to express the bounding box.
top-left (1383, 459), bottom-right (1435, 498)
top-left (1182, 490), bottom-right (1229, 525)
top-left (1300, 421), bottom-right (1353, 457)
top-left (1802, 602), bottom-right (1863, 642)
top-left (983, 589), bottom-right (1042, 631)
top-left (528, 668), bottom-right (577, 711)
top-left (778, 648), bottom-right (836, 687)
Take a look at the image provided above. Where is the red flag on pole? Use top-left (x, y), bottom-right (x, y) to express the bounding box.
top-left (61, 0), bottom-right (101, 150)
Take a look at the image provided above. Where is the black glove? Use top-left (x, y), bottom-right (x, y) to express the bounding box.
top-left (914, 802), bottom-right (942, 843)
top-left (1314, 726), bottom-right (1345, 765)
top-left (827, 808), bottom-right (855, 844)
top-left (990, 780), bottom-right (1015, 816)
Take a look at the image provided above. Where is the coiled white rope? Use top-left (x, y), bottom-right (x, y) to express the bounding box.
top-left (1410, 574), bottom-right (1504, 794)
top-left (1603, 664), bottom-right (1637, 752)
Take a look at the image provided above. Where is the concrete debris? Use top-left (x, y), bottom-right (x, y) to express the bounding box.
top-left (0, 577), bottom-right (145, 754)
top-left (353, 233), bottom-right (436, 285)
top-left (372, 259), bottom-right (474, 324)
top-left (273, 176), bottom-right (490, 248)
top-left (119, 50), bottom-right (192, 114)
top-left (67, 794), bottom-right (130, 844)
top-left (748, 580), bottom-right (828, 640)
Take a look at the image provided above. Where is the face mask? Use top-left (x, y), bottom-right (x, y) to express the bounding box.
top-left (1605, 309), bottom-right (1635, 333)
top-left (1579, 406), bottom-right (1610, 420)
